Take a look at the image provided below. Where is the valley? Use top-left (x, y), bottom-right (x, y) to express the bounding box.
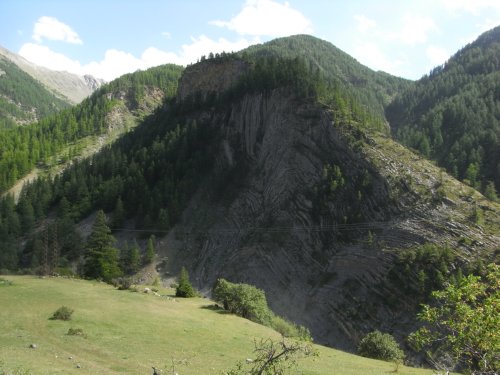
top-left (0, 26), bottom-right (498, 375)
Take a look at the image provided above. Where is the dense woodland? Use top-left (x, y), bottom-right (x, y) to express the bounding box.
top-left (0, 64), bottom-right (183, 192)
top-left (0, 50), bottom-right (386, 273)
top-left (0, 58), bottom-right (70, 128)
top-left (386, 26), bottom-right (500, 197)
top-left (0, 33), bottom-right (498, 276)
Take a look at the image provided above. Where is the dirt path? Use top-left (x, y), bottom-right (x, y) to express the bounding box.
top-left (3, 168), bottom-right (41, 201)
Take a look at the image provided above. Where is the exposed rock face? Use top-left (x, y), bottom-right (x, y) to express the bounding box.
top-left (161, 60), bottom-right (499, 350)
top-left (83, 74), bottom-right (104, 91)
top-left (177, 58), bottom-right (250, 102)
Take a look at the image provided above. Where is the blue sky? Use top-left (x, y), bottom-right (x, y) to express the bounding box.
top-left (1, 0), bottom-right (499, 81)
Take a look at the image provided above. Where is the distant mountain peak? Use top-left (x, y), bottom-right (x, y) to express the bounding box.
top-left (83, 74), bottom-right (105, 91)
top-left (0, 44), bottom-right (102, 104)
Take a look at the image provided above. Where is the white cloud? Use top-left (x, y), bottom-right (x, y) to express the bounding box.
top-left (33, 16), bottom-right (82, 44)
top-left (211, 0), bottom-right (313, 37)
top-left (441, 0), bottom-right (500, 15)
top-left (178, 35), bottom-right (258, 62)
top-left (352, 42), bottom-right (404, 75)
top-left (19, 35), bottom-right (257, 81)
top-left (19, 43), bottom-right (83, 72)
top-left (426, 45), bottom-right (449, 66)
top-left (398, 14), bottom-right (438, 45)
top-left (354, 15), bottom-right (376, 32)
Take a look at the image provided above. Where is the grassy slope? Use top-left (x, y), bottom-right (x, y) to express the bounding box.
top-left (0, 277), bottom-right (437, 375)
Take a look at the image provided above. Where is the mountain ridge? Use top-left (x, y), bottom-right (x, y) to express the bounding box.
top-left (0, 45), bottom-right (104, 104)
top-left (386, 25), bottom-right (500, 195)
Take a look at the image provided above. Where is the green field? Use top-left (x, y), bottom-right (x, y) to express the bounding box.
top-left (0, 276), bottom-right (436, 375)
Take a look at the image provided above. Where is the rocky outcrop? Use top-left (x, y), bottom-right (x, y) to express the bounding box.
top-left (160, 60), bottom-right (500, 351)
top-left (177, 58), bottom-right (249, 102)
top-left (83, 74), bottom-right (104, 92)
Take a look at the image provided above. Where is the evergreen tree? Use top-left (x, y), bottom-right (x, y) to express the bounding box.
top-left (112, 196), bottom-right (125, 228)
top-left (175, 266), bottom-right (196, 297)
top-left (83, 210), bottom-right (122, 282)
top-left (121, 240), bottom-right (140, 274)
top-left (143, 235), bottom-right (155, 265)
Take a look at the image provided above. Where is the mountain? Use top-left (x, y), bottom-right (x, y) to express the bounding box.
top-left (242, 35), bottom-right (412, 130)
top-left (386, 26), bottom-right (500, 197)
top-left (0, 45), bottom-right (103, 105)
top-left (0, 63), bottom-right (183, 194)
top-left (0, 34), bottom-right (498, 357)
top-left (0, 53), bottom-right (71, 127)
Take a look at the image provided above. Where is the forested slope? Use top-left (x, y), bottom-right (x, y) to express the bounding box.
top-left (386, 26), bottom-right (500, 197)
top-left (0, 57), bottom-right (70, 128)
top-left (0, 64), bottom-right (183, 193)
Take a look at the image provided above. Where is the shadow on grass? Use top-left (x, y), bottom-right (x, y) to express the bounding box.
top-left (200, 304), bottom-right (232, 315)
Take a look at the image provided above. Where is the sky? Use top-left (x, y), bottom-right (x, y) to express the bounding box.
top-left (0, 0), bottom-right (499, 81)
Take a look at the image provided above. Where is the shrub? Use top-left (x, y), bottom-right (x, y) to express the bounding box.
top-left (112, 277), bottom-right (134, 290)
top-left (0, 277), bottom-right (13, 287)
top-left (175, 267), bottom-right (197, 297)
top-left (213, 279), bottom-right (272, 325)
top-left (213, 279), bottom-right (312, 339)
top-left (67, 328), bottom-right (86, 337)
top-left (270, 315), bottom-right (312, 341)
top-left (50, 306), bottom-right (74, 321)
top-left (357, 330), bottom-right (404, 362)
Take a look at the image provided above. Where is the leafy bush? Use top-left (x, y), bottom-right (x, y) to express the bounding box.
top-left (213, 279), bottom-right (272, 325)
top-left (213, 279), bottom-right (311, 340)
top-left (50, 306), bottom-right (74, 321)
top-left (357, 330), bottom-right (404, 362)
top-left (409, 264), bottom-right (499, 373)
top-left (175, 267), bottom-right (197, 297)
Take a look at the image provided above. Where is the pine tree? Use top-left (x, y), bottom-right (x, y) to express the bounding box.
top-left (112, 196), bottom-right (125, 228)
top-left (83, 210), bottom-right (122, 282)
top-left (121, 240), bottom-right (140, 274)
top-left (175, 266), bottom-right (196, 297)
top-left (143, 235), bottom-right (155, 265)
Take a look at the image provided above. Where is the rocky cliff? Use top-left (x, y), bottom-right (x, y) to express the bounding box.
top-left (158, 59), bottom-right (499, 350)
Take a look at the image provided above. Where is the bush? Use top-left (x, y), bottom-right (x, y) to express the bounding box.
top-left (357, 330), bottom-right (404, 362)
top-left (50, 306), bottom-right (74, 321)
top-left (112, 277), bottom-right (134, 290)
top-left (67, 328), bottom-right (86, 337)
top-left (270, 315), bottom-right (312, 341)
top-left (213, 279), bottom-right (311, 340)
top-left (213, 279), bottom-right (272, 325)
top-left (0, 277), bottom-right (13, 287)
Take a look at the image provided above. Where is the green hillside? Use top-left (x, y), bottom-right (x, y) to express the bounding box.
top-left (386, 25), bottom-right (500, 197)
top-left (241, 34), bottom-right (412, 128)
top-left (0, 276), bottom-right (435, 375)
top-left (0, 64), bottom-right (183, 193)
top-left (0, 58), bottom-right (70, 128)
